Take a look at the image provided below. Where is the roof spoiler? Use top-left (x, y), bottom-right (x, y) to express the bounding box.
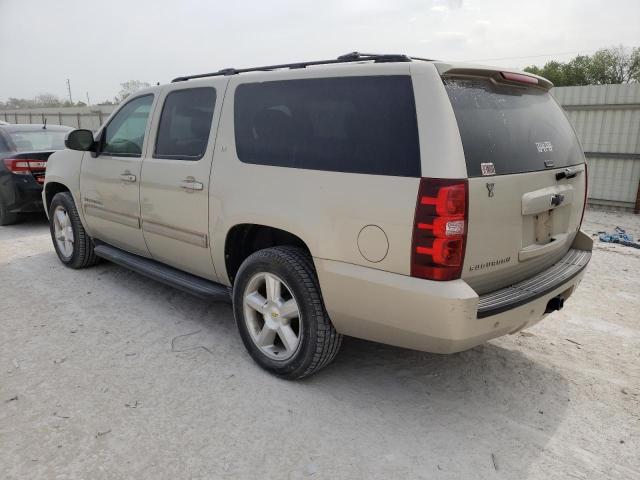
top-left (434, 64), bottom-right (554, 90)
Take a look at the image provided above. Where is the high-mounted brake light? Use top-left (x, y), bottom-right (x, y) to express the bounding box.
top-left (411, 178), bottom-right (468, 281)
top-left (501, 71), bottom-right (539, 85)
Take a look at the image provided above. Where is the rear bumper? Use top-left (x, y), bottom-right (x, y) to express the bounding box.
top-left (0, 173), bottom-right (44, 213)
top-left (315, 230), bottom-right (593, 354)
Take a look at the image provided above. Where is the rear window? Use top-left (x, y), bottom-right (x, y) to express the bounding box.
top-left (234, 76), bottom-right (420, 177)
top-left (444, 77), bottom-right (583, 177)
top-left (8, 130), bottom-right (67, 152)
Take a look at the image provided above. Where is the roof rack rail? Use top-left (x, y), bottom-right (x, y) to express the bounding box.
top-left (171, 52), bottom-right (419, 83)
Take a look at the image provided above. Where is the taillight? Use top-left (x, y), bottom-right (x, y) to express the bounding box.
top-left (411, 178), bottom-right (468, 281)
top-left (579, 162), bottom-right (588, 227)
top-left (3, 158), bottom-right (47, 183)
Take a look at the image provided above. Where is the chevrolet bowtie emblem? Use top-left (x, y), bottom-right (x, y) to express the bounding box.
top-left (486, 183), bottom-right (495, 197)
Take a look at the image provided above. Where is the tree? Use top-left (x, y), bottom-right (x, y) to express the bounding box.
top-left (563, 55), bottom-right (591, 86)
top-left (524, 61), bottom-right (566, 86)
top-left (34, 93), bottom-right (63, 107)
top-left (115, 80), bottom-right (151, 102)
top-left (524, 45), bottom-right (640, 86)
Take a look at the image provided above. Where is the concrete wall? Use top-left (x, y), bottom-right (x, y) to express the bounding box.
top-left (0, 105), bottom-right (115, 131)
top-left (552, 84), bottom-right (640, 211)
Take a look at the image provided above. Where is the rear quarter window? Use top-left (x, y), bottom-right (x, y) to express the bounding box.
top-left (444, 77), bottom-right (583, 177)
top-left (234, 76), bottom-right (421, 177)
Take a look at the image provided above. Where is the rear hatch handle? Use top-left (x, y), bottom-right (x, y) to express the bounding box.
top-left (556, 167), bottom-right (581, 181)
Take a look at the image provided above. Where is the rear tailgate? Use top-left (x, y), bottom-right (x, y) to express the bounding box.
top-left (443, 73), bottom-right (587, 295)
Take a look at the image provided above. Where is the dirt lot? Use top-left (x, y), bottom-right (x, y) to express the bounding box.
top-left (1, 209), bottom-right (638, 479)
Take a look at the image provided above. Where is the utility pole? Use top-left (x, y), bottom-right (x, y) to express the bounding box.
top-left (86, 92), bottom-right (91, 106)
top-left (66, 78), bottom-right (73, 103)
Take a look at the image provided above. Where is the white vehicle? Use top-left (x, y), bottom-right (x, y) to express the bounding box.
top-left (43, 52), bottom-right (592, 378)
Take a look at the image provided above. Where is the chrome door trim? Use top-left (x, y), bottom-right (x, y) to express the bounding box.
top-left (84, 204), bottom-right (141, 229)
top-left (142, 219), bottom-right (209, 248)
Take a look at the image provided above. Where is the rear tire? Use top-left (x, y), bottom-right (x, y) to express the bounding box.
top-left (49, 192), bottom-right (99, 268)
top-left (0, 198), bottom-right (18, 226)
top-left (233, 246), bottom-right (342, 379)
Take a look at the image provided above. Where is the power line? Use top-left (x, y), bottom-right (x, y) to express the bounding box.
top-left (460, 50), bottom-right (594, 63)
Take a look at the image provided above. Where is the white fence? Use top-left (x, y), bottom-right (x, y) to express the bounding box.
top-left (0, 106), bottom-right (115, 131)
top-left (552, 84), bottom-right (640, 212)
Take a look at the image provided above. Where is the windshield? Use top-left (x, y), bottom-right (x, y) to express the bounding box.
top-left (8, 130), bottom-right (68, 152)
top-left (443, 77), bottom-right (583, 177)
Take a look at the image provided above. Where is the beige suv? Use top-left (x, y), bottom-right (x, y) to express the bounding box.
top-left (43, 52), bottom-right (592, 379)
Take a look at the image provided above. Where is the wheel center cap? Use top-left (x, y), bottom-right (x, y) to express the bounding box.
top-left (265, 303), bottom-right (282, 326)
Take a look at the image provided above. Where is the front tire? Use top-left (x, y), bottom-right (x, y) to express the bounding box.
top-left (49, 192), bottom-right (99, 268)
top-left (233, 246), bottom-right (342, 379)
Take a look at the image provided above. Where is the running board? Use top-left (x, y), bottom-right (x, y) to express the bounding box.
top-left (94, 244), bottom-right (231, 302)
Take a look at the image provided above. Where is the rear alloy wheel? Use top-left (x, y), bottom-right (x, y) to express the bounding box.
top-left (49, 192), bottom-right (99, 269)
top-left (233, 246), bottom-right (342, 379)
top-left (243, 272), bottom-right (303, 361)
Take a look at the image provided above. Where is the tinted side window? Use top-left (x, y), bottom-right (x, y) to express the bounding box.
top-left (102, 95), bottom-right (154, 157)
top-left (234, 76), bottom-right (420, 177)
top-left (154, 88), bottom-right (216, 160)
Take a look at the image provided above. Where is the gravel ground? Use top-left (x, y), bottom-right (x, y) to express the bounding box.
top-left (1, 209), bottom-right (639, 479)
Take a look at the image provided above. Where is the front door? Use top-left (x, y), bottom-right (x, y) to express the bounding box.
top-left (80, 94), bottom-right (156, 256)
top-left (140, 84), bottom-right (224, 280)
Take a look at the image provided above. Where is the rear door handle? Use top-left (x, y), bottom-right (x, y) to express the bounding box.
top-left (120, 173), bottom-right (137, 183)
top-left (179, 179), bottom-right (204, 191)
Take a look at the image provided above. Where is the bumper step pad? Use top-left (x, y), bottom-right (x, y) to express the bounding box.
top-left (477, 248), bottom-right (591, 318)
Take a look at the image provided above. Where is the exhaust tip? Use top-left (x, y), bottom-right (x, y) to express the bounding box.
top-left (545, 296), bottom-right (565, 314)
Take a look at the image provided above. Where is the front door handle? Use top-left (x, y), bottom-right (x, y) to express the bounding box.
top-left (179, 179), bottom-right (204, 191)
top-left (120, 173), bottom-right (137, 183)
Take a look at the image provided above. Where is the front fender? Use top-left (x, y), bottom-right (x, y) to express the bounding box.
top-left (43, 150), bottom-right (89, 232)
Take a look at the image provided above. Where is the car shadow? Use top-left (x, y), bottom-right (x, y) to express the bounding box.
top-left (0, 212), bottom-right (48, 240)
top-left (303, 334), bottom-right (570, 475)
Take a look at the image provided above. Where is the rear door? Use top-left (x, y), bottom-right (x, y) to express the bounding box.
top-left (443, 75), bottom-right (587, 294)
top-left (80, 94), bottom-right (155, 256)
top-left (140, 82), bottom-right (225, 280)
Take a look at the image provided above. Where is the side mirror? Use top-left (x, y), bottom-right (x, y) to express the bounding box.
top-left (65, 129), bottom-right (95, 151)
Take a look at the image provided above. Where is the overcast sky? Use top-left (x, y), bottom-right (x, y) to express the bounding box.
top-left (0, 0), bottom-right (638, 103)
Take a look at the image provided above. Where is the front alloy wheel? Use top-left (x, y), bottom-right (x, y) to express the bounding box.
top-left (52, 205), bottom-right (74, 260)
top-left (48, 192), bottom-right (99, 269)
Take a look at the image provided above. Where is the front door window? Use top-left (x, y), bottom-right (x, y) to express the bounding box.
top-left (102, 95), bottom-right (154, 157)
